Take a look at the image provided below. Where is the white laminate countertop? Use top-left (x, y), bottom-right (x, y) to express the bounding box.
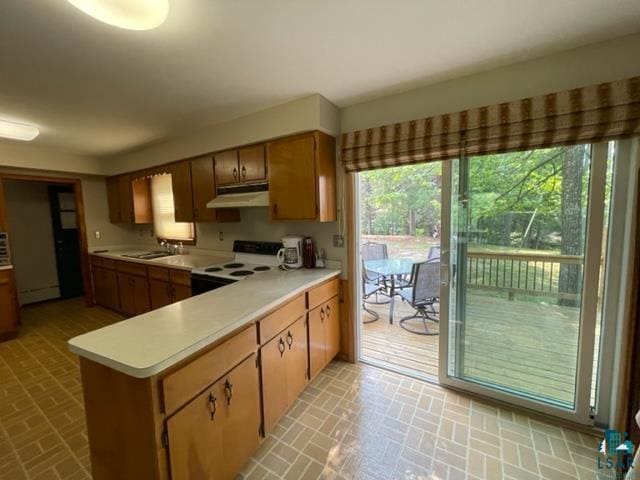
top-left (0, 265), bottom-right (13, 271)
top-left (90, 249), bottom-right (233, 271)
top-left (68, 268), bottom-right (341, 378)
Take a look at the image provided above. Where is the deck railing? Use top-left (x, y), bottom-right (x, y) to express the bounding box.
top-left (465, 251), bottom-right (583, 301)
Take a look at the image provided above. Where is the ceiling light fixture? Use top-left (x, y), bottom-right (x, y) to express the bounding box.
top-left (0, 120), bottom-right (39, 142)
top-left (66, 0), bottom-right (169, 31)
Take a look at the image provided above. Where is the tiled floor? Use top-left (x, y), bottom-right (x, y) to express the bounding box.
top-left (0, 298), bottom-right (603, 480)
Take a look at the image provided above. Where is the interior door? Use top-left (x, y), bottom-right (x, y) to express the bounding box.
top-left (439, 143), bottom-right (608, 424)
top-left (48, 185), bottom-right (84, 299)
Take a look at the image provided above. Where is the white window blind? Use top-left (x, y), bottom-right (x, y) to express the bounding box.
top-left (151, 174), bottom-right (194, 241)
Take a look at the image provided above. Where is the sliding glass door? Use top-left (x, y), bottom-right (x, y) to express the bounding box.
top-left (439, 143), bottom-right (609, 423)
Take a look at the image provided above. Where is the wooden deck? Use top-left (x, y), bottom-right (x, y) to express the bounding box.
top-left (362, 292), bottom-right (587, 407)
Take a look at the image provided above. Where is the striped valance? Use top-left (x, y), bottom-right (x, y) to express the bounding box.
top-left (342, 76), bottom-right (640, 172)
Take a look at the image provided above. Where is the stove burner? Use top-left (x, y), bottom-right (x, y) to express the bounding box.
top-left (224, 263), bottom-right (244, 269)
top-left (253, 266), bottom-right (271, 272)
top-left (205, 267), bottom-right (223, 272)
top-left (230, 270), bottom-right (254, 277)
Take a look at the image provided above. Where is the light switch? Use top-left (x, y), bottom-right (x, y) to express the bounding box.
top-left (94, 230), bottom-right (101, 239)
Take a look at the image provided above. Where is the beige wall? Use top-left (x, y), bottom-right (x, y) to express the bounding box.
top-left (106, 94), bottom-right (341, 175)
top-left (0, 141), bottom-right (108, 176)
top-left (4, 180), bottom-right (60, 304)
top-left (0, 166), bottom-right (154, 250)
top-left (340, 33), bottom-right (640, 133)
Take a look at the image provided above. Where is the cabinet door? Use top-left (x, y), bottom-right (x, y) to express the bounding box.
top-left (132, 275), bottom-right (151, 315)
top-left (106, 177), bottom-right (121, 223)
top-left (238, 145), bottom-right (266, 183)
top-left (261, 332), bottom-right (289, 433)
top-left (284, 316), bottom-right (308, 405)
top-left (171, 284), bottom-right (191, 303)
top-left (308, 304), bottom-right (327, 380)
top-left (117, 273), bottom-right (135, 316)
top-left (171, 161), bottom-right (195, 223)
top-left (149, 278), bottom-right (172, 310)
top-left (190, 156), bottom-right (217, 222)
top-left (267, 134), bottom-right (317, 220)
top-left (167, 380), bottom-right (225, 480)
top-left (220, 354), bottom-right (261, 480)
top-left (92, 266), bottom-right (105, 305)
top-left (131, 178), bottom-right (153, 224)
top-left (0, 269), bottom-right (19, 336)
top-left (325, 296), bottom-right (340, 362)
top-left (214, 150), bottom-right (239, 186)
top-left (118, 175), bottom-right (134, 223)
top-left (102, 268), bottom-right (120, 311)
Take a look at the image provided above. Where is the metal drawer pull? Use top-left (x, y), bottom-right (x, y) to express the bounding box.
top-left (233, 167), bottom-right (238, 179)
top-left (326, 305), bottom-right (331, 317)
top-left (224, 380), bottom-right (233, 405)
top-left (286, 331), bottom-right (293, 349)
top-left (241, 165), bottom-right (247, 178)
top-left (207, 393), bottom-right (217, 420)
top-left (278, 337), bottom-right (286, 356)
top-left (320, 308), bottom-right (325, 321)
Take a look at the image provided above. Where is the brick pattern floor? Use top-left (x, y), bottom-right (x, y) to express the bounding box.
top-left (0, 298), bottom-right (602, 480)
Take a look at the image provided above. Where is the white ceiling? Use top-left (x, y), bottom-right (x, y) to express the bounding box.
top-left (1, 0), bottom-right (639, 156)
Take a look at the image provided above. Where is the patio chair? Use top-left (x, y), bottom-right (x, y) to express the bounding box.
top-left (427, 246), bottom-right (441, 261)
top-left (362, 260), bottom-right (385, 323)
top-left (361, 242), bottom-right (390, 305)
top-left (397, 260), bottom-right (440, 335)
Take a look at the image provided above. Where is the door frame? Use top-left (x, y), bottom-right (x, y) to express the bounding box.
top-left (439, 143), bottom-right (609, 425)
top-left (0, 173), bottom-right (93, 307)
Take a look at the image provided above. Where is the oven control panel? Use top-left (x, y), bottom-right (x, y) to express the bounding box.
top-left (0, 233), bottom-right (11, 266)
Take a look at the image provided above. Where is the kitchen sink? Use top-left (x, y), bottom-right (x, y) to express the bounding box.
top-left (122, 251), bottom-right (176, 260)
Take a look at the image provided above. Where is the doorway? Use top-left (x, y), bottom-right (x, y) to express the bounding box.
top-left (0, 174), bottom-right (91, 308)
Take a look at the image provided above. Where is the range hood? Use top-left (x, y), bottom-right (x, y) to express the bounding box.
top-left (206, 185), bottom-right (269, 209)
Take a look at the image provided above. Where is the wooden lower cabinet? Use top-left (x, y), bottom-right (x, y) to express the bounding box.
top-left (149, 278), bottom-right (173, 310)
top-left (92, 266), bottom-right (119, 311)
top-left (166, 354), bottom-right (260, 480)
top-left (261, 316), bottom-right (308, 433)
top-left (0, 268), bottom-right (20, 340)
top-left (117, 273), bottom-right (151, 316)
top-left (308, 295), bottom-right (340, 379)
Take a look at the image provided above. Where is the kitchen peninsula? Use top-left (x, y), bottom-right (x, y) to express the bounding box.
top-left (69, 266), bottom-right (341, 480)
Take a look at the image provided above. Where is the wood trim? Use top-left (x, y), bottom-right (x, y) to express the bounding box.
top-left (0, 173), bottom-right (93, 307)
top-left (339, 172), bottom-right (357, 363)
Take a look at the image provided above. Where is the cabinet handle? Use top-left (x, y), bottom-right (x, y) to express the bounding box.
top-left (278, 337), bottom-right (286, 357)
top-left (207, 393), bottom-right (217, 420)
top-left (233, 167), bottom-right (238, 179)
top-left (224, 380), bottom-right (233, 405)
top-left (241, 165), bottom-right (246, 178)
top-left (320, 307), bottom-right (325, 322)
top-left (326, 305), bottom-right (331, 317)
top-left (286, 330), bottom-right (293, 349)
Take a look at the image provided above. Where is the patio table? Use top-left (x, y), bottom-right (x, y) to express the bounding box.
top-left (363, 258), bottom-right (416, 324)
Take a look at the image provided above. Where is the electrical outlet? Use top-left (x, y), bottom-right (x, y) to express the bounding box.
top-left (333, 235), bottom-right (344, 247)
top-left (94, 230), bottom-right (101, 239)
top-left (219, 231), bottom-right (224, 241)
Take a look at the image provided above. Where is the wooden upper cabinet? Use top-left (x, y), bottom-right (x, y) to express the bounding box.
top-left (106, 174), bottom-right (152, 224)
top-left (214, 150), bottom-right (240, 186)
top-left (190, 156), bottom-right (240, 223)
top-left (267, 131), bottom-right (336, 222)
top-left (170, 161), bottom-right (195, 223)
top-left (238, 145), bottom-right (266, 183)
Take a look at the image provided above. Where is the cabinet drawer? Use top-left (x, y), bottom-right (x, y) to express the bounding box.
top-left (258, 295), bottom-right (305, 345)
top-left (162, 324), bottom-right (257, 415)
top-left (90, 255), bottom-right (116, 270)
top-left (169, 269), bottom-right (191, 287)
top-left (116, 260), bottom-right (147, 277)
top-left (307, 278), bottom-right (339, 310)
top-left (148, 266), bottom-right (170, 282)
